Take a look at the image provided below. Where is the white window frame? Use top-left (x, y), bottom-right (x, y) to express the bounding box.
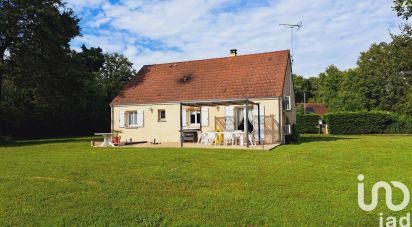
top-left (128, 111), bottom-right (138, 127)
top-left (158, 109), bottom-right (166, 122)
top-left (189, 111), bottom-right (201, 126)
top-left (284, 96), bottom-right (292, 111)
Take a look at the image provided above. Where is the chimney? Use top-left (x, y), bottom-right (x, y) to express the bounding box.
top-left (230, 49), bottom-right (237, 57)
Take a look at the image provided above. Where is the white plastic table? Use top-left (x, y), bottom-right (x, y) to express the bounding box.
top-left (232, 131), bottom-right (245, 146)
top-left (95, 133), bottom-right (114, 147)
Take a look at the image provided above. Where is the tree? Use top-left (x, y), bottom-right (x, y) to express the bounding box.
top-left (393, 0), bottom-right (412, 20)
top-left (356, 34), bottom-right (411, 112)
top-left (90, 52), bottom-right (136, 133)
top-left (316, 65), bottom-right (344, 110)
top-left (0, 2), bottom-right (137, 138)
top-left (293, 74), bottom-right (317, 103)
top-left (1, 0), bottom-right (80, 137)
top-left (98, 53), bottom-right (136, 102)
top-left (336, 69), bottom-right (367, 111)
top-left (0, 0), bottom-right (79, 99)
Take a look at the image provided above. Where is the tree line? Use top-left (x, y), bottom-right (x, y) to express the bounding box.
top-left (0, 0), bottom-right (135, 138)
top-left (1, 0), bottom-right (411, 139)
top-left (294, 0), bottom-right (412, 116)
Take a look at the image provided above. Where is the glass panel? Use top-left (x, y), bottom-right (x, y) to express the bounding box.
top-left (190, 112), bottom-right (196, 124)
top-left (196, 113), bottom-right (200, 124)
top-left (160, 110), bottom-right (166, 119)
top-left (129, 111), bottom-right (137, 126)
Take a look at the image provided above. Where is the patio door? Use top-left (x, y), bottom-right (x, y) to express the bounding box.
top-left (235, 107), bottom-right (253, 132)
top-left (253, 105), bottom-right (265, 141)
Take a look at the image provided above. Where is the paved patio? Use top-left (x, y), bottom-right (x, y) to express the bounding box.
top-left (93, 141), bottom-right (280, 151)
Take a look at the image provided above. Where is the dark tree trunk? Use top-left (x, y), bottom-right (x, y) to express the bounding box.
top-left (0, 57), bottom-right (4, 101)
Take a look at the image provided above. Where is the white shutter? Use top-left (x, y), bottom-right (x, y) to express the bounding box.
top-left (181, 108), bottom-right (187, 127)
top-left (201, 107), bottom-right (209, 126)
top-left (119, 110), bottom-right (125, 128)
top-left (225, 106), bottom-right (234, 131)
top-left (136, 110), bottom-right (144, 127)
top-left (254, 105), bottom-right (265, 141)
top-left (253, 107), bottom-right (258, 136)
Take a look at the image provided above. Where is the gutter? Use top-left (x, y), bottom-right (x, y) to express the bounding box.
top-left (110, 104), bottom-right (114, 132)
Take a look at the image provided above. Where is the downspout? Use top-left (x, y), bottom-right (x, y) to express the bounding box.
top-left (279, 97), bottom-right (284, 144)
top-left (180, 103), bottom-right (183, 148)
top-left (110, 104), bottom-right (114, 132)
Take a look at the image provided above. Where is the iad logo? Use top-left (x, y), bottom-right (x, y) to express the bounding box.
top-left (358, 174), bottom-right (410, 212)
top-left (358, 174), bottom-right (411, 227)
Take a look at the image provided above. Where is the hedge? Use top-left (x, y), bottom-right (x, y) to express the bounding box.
top-left (323, 112), bottom-right (396, 134)
top-left (296, 114), bottom-right (320, 133)
top-left (385, 115), bottom-right (412, 134)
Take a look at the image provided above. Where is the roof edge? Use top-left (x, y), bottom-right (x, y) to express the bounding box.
top-left (112, 96), bottom-right (282, 107)
top-left (141, 49), bottom-right (290, 68)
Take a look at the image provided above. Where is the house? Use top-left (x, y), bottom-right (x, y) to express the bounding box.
top-left (296, 103), bottom-right (328, 116)
top-left (110, 49), bottom-right (296, 146)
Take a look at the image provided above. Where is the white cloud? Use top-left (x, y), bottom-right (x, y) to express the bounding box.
top-left (68, 0), bottom-right (403, 76)
top-left (65, 0), bottom-right (105, 11)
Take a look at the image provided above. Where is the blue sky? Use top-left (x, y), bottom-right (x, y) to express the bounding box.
top-left (67, 0), bottom-right (402, 77)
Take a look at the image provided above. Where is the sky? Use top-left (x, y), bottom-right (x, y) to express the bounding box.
top-left (67, 0), bottom-right (403, 77)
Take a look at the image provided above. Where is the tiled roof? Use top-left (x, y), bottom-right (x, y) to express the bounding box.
top-left (112, 50), bottom-right (290, 105)
top-left (296, 103), bottom-right (329, 115)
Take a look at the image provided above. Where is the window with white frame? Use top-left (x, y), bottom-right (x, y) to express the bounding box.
top-left (190, 111), bottom-right (201, 125)
top-left (128, 111), bottom-right (138, 127)
top-left (284, 96), bottom-right (292, 111)
top-left (158, 109), bottom-right (166, 122)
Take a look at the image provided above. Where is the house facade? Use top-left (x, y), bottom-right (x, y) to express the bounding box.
top-left (111, 50), bottom-right (296, 145)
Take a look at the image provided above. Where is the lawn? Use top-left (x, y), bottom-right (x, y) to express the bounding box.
top-left (0, 135), bottom-right (411, 226)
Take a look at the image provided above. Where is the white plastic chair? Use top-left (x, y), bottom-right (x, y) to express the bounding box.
top-left (232, 130), bottom-right (242, 145)
top-left (206, 132), bottom-right (217, 145)
top-left (223, 132), bottom-right (234, 146)
top-left (248, 131), bottom-right (256, 146)
top-left (196, 131), bottom-right (207, 144)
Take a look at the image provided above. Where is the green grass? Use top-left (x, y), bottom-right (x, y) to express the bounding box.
top-left (1, 135), bottom-right (412, 226)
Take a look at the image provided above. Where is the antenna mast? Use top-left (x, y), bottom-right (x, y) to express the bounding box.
top-left (279, 21), bottom-right (302, 64)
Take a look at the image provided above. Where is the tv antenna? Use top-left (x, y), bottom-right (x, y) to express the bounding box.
top-left (279, 21), bottom-right (302, 64)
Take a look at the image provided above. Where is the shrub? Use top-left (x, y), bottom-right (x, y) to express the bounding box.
top-left (324, 112), bottom-right (397, 134)
top-left (296, 114), bottom-right (320, 134)
top-left (386, 115), bottom-right (412, 134)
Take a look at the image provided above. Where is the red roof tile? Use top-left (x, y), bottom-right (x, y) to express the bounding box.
top-left (112, 50), bottom-right (290, 105)
top-left (296, 103), bottom-right (329, 116)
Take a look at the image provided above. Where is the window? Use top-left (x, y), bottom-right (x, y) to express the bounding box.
top-left (128, 111), bottom-right (138, 127)
top-left (158, 109), bottom-right (166, 121)
top-left (190, 111), bottom-right (201, 125)
top-left (284, 96), bottom-right (292, 111)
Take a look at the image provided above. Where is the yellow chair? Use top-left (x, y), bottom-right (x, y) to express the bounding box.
top-left (215, 129), bottom-right (224, 145)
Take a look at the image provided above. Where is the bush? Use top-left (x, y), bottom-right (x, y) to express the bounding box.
top-left (386, 115), bottom-right (412, 134)
top-left (296, 114), bottom-right (320, 134)
top-left (324, 111), bottom-right (397, 134)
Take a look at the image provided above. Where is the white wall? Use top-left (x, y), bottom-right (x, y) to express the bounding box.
top-left (112, 98), bottom-right (282, 144)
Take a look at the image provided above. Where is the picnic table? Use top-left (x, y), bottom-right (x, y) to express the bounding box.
top-left (95, 133), bottom-right (114, 147)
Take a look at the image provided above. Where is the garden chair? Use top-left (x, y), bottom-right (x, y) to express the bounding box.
top-left (223, 132), bottom-right (234, 146)
top-left (205, 132), bottom-right (217, 145)
top-left (248, 131), bottom-right (256, 146)
top-left (197, 131), bottom-right (207, 144)
top-left (232, 130), bottom-right (242, 145)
